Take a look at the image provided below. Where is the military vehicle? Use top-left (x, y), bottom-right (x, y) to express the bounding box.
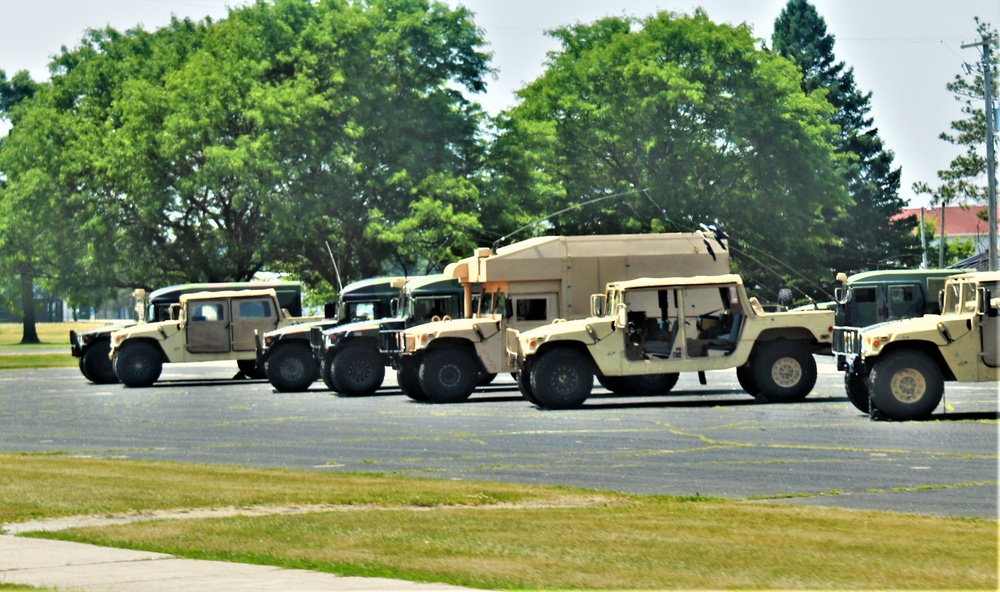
top-left (259, 277), bottom-right (403, 392)
top-left (312, 275), bottom-right (465, 396)
top-left (834, 271), bottom-right (999, 420)
top-left (384, 232), bottom-right (730, 403)
top-left (71, 281), bottom-right (302, 384)
top-left (833, 269), bottom-right (971, 327)
top-left (110, 287), bottom-right (317, 387)
top-left (507, 274), bottom-right (835, 409)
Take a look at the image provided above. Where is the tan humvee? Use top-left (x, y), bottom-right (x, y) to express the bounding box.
top-left (834, 271), bottom-right (1000, 420)
top-left (109, 289), bottom-right (319, 387)
top-left (508, 274), bottom-right (835, 409)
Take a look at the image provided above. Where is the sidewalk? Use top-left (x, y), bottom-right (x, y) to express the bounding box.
top-left (0, 535), bottom-right (475, 591)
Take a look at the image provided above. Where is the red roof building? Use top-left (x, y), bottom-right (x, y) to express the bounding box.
top-left (895, 205), bottom-right (997, 243)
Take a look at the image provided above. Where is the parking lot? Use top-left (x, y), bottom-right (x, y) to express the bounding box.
top-left (0, 356), bottom-right (996, 518)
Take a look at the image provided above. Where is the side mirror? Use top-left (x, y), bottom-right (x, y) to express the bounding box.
top-left (977, 287), bottom-right (990, 315)
top-left (616, 302), bottom-right (628, 329)
top-left (390, 297), bottom-right (399, 317)
top-left (324, 301), bottom-right (337, 320)
top-left (938, 290), bottom-right (945, 313)
top-left (505, 297), bottom-right (514, 319)
top-left (170, 303), bottom-right (182, 322)
top-left (590, 294), bottom-right (605, 317)
top-left (834, 287), bottom-right (844, 304)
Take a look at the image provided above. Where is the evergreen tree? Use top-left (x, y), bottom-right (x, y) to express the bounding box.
top-left (913, 19), bottom-right (997, 210)
top-left (773, 0), bottom-right (920, 275)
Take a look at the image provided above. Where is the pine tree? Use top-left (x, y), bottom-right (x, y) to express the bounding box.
top-left (772, 0), bottom-right (920, 275)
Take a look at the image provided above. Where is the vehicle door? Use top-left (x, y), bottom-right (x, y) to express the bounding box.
top-left (979, 279), bottom-right (999, 370)
top-left (232, 297), bottom-right (280, 352)
top-left (887, 283), bottom-right (921, 320)
top-left (187, 300), bottom-right (231, 353)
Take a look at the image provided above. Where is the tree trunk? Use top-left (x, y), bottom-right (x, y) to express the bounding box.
top-left (19, 273), bottom-right (39, 344)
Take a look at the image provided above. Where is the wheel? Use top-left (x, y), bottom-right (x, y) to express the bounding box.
top-left (736, 365), bottom-right (758, 397)
top-left (868, 350), bottom-right (943, 421)
top-left (844, 370), bottom-right (870, 413)
top-left (418, 348), bottom-right (478, 403)
top-left (78, 356), bottom-right (92, 382)
top-left (596, 373), bottom-right (630, 394)
top-left (517, 359), bottom-right (539, 404)
top-left (330, 344), bottom-right (385, 396)
top-left (478, 372), bottom-right (498, 386)
top-left (751, 340), bottom-right (817, 403)
top-left (81, 340), bottom-right (118, 384)
top-left (321, 351), bottom-right (337, 390)
top-left (623, 373), bottom-right (679, 396)
top-left (113, 342), bottom-right (163, 388)
top-left (397, 357), bottom-right (427, 401)
top-left (266, 342), bottom-right (318, 392)
top-left (529, 348), bottom-right (593, 409)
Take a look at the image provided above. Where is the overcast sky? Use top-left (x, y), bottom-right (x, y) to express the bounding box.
top-left (2, 0), bottom-right (998, 209)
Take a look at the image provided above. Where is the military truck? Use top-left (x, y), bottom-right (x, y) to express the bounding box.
top-left (833, 269), bottom-right (971, 327)
top-left (508, 274), bottom-right (835, 409)
top-left (259, 276), bottom-right (403, 392)
top-left (834, 271), bottom-right (999, 420)
top-left (110, 288), bottom-right (318, 387)
top-left (312, 275), bottom-right (465, 396)
top-left (71, 281), bottom-right (303, 384)
top-left (384, 232), bottom-right (730, 403)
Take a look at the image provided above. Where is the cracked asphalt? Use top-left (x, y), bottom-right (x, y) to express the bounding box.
top-left (1, 357), bottom-right (996, 517)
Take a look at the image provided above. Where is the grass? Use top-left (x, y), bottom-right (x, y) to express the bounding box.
top-left (0, 321), bottom-right (117, 370)
top-left (1, 454), bottom-right (996, 590)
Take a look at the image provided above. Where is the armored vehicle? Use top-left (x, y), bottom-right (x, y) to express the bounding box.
top-left (834, 271), bottom-right (999, 420)
top-left (259, 277), bottom-right (403, 392)
top-left (110, 288), bottom-right (317, 387)
top-left (313, 275), bottom-right (464, 396)
top-left (384, 232), bottom-right (730, 403)
top-left (71, 281), bottom-right (302, 384)
top-left (508, 274), bottom-right (835, 409)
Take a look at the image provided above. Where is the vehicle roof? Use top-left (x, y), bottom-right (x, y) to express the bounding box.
top-left (148, 281), bottom-right (300, 302)
top-left (403, 274), bottom-right (462, 293)
top-left (178, 289), bottom-right (277, 303)
top-left (945, 270), bottom-right (1000, 283)
top-left (340, 276), bottom-right (405, 300)
top-left (610, 274), bottom-right (744, 290)
top-left (846, 269), bottom-right (971, 283)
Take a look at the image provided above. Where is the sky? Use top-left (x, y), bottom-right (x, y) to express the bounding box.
top-left (1, 0), bottom-right (998, 210)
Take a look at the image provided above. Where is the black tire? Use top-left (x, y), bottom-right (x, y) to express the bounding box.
top-left (596, 373), bottom-right (630, 394)
top-left (419, 348), bottom-right (478, 404)
top-left (330, 345), bottom-right (385, 396)
top-left (81, 340), bottom-right (118, 384)
top-left (868, 350), bottom-right (944, 421)
top-left (321, 351), bottom-right (337, 390)
top-left (266, 342), bottom-right (318, 392)
top-left (237, 359), bottom-right (266, 379)
top-left (751, 340), bottom-right (817, 403)
top-left (845, 370), bottom-right (870, 413)
top-left (397, 357), bottom-right (427, 401)
top-left (478, 372), bottom-right (498, 386)
top-left (517, 359), bottom-right (539, 404)
top-left (78, 356), bottom-right (92, 382)
top-left (529, 348), bottom-right (593, 410)
top-left (736, 365), bottom-right (758, 397)
top-left (113, 342), bottom-right (163, 388)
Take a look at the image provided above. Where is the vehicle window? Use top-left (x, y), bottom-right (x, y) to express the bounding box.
top-left (347, 302), bottom-right (375, 321)
top-left (515, 298), bottom-right (548, 321)
top-left (888, 285), bottom-right (918, 319)
top-left (942, 282), bottom-right (962, 315)
top-left (961, 282), bottom-right (979, 314)
top-left (852, 287), bottom-right (876, 303)
top-left (190, 303), bottom-right (225, 322)
top-left (238, 300), bottom-right (272, 319)
top-left (413, 297), bottom-right (457, 321)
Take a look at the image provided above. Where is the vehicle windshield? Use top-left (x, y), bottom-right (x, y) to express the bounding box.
top-left (941, 280), bottom-right (978, 316)
top-left (341, 300), bottom-right (380, 322)
top-left (476, 289), bottom-right (506, 316)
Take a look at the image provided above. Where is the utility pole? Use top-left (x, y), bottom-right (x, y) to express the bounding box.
top-left (962, 33), bottom-right (998, 271)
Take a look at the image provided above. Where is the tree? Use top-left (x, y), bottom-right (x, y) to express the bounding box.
top-left (0, 0), bottom-right (494, 316)
top-left (913, 19), bottom-right (997, 210)
top-left (492, 10), bottom-right (850, 296)
top-left (772, 0), bottom-right (920, 276)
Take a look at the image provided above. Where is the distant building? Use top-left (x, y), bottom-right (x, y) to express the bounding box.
top-left (894, 205), bottom-right (997, 254)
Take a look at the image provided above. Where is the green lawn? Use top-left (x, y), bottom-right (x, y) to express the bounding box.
top-left (0, 322), bottom-right (120, 370)
top-left (2, 454), bottom-right (995, 590)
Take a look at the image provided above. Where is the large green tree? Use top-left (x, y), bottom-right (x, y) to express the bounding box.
top-left (772, 0), bottom-right (919, 276)
top-left (0, 0), bottom-right (493, 315)
top-left (491, 10), bottom-right (850, 296)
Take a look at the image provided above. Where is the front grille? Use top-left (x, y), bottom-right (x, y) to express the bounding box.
top-left (378, 321), bottom-right (406, 354)
top-left (832, 326), bottom-right (862, 357)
